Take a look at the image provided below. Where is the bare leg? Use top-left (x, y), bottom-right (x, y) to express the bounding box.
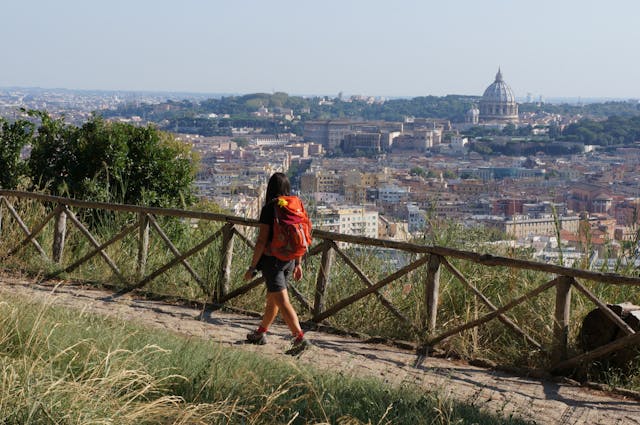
top-left (268, 289), bottom-right (302, 336)
top-left (260, 294), bottom-right (279, 330)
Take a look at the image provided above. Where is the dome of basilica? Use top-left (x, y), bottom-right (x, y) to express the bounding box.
top-left (479, 68), bottom-right (519, 124)
top-left (482, 69), bottom-right (515, 103)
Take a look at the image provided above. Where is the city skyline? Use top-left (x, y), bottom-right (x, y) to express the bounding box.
top-left (3, 0), bottom-right (640, 99)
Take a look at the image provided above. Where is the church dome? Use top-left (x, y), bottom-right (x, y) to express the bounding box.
top-left (479, 68), bottom-right (519, 124)
top-left (482, 69), bottom-right (516, 103)
top-left (465, 105), bottom-right (479, 124)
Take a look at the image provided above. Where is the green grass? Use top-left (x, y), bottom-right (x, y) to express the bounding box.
top-left (0, 292), bottom-right (533, 425)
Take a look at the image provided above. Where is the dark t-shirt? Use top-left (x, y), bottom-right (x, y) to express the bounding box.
top-left (259, 200), bottom-right (275, 242)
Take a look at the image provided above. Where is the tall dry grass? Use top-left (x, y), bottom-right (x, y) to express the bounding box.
top-left (0, 293), bottom-right (532, 424)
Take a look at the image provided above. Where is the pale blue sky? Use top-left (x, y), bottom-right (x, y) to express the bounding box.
top-left (2, 0), bottom-right (639, 99)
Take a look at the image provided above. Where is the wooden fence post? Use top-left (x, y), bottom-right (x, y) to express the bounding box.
top-left (52, 208), bottom-right (67, 264)
top-left (136, 213), bottom-right (150, 280)
top-left (216, 223), bottom-right (235, 303)
top-left (552, 275), bottom-right (573, 363)
top-left (313, 241), bottom-right (334, 318)
top-left (424, 254), bottom-right (442, 334)
top-left (0, 197), bottom-right (3, 235)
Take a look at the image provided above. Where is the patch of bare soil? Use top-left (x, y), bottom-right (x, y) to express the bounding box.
top-left (1, 274), bottom-right (639, 425)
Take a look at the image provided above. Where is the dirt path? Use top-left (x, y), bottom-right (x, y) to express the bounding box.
top-left (1, 275), bottom-right (639, 425)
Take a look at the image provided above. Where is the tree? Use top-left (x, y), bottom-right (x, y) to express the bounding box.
top-left (231, 137), bottom-right (250, 147)
top-left (517, 125), bottom-right (533, 137)
top-left (442, 170), bottom-right (457, 179)
top-left (27, 111), bottom-right (78, 194)
top-left (501, 123), bottom-right (516, 136)
top-left (28, 112), bottom-right (198, 208)
top-left (470, 142), bottom-right (493, 156)
top-left (122, 124), bottom-right (197, 207)
top-left (410, 166), bottom-right (426, 177)
top-left (0, 118), bottom-right (34, 189)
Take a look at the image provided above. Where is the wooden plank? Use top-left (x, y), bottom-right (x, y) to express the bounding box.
top-left (52, 209), bottom-right (67, 263)
top-left (0, 189), bottom-right (258, 227)
top-left (552, 276), bottom-right (573, 363)
top-left (148, 214), bottom-right (207, 294)
top-left (216, 223), bottom-right (235, 302)
top-left (313, 241), bottom-right (334, 317)
top-left (441, 256), bottom-right (543, 351)
top-left (217, 276), bottom-right (265, 304)
top-left (427, 246), bottom-right (640, 287)
top-left (48, 220), bottom-right (141, 278)
top-left (424, 254), bottom-right (441, 334)
top-left (426, 277), bottom-right (561, 347)
top-left (232, 227), bottom-right (255, 250)
top-left (114, 226), bottom-right (224, 297)
top-left (313, 254), bottom-right (431, 323)
top-left (136, 213), bottom-right (150, 279)
top-left (329, 240), bottom-right (414, 329)
top-left (572, 278), bottom-right (635, 336)
top-left (1, 197), bottom-right (48, 258)
top-left (0, 196), bottom-right (3, 234)
top-left (64, 207), bottom-right (126, 284)
top-left (307, 242), bottom-right (325, 257)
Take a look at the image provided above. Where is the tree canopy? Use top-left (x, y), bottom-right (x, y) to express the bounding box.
top-left (560, 115), bottom-right (640, 146)
top-left (0, 111), bottom-right (198, 208)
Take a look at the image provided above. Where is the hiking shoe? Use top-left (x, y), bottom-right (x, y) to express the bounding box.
top-left (285, 338), bottom-right (311, 356)
top-left (246, 330), bottom-right (267, 345)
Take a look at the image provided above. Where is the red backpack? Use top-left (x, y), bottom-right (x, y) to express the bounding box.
top-left (266, 195), bottom-right (312, 261)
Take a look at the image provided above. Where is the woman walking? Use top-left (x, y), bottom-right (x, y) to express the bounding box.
top-left (244, 172), bottom-right (310, 355)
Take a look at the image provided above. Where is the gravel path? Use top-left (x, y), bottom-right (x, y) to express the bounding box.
top-left (1, 275), bottom-right (639, 425)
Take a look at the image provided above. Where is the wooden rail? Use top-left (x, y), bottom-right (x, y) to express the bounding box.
top-left (1, 189), bottom-right (640, 372)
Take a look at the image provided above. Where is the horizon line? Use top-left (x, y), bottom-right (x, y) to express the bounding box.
top-left (1, 85), bottom-right (638, 104)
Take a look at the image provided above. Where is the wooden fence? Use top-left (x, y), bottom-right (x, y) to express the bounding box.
top-left (1, 189), bottom-right (640, 372)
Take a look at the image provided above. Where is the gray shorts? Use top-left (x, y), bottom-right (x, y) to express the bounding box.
top-left (257, 255), bottom-right (294, 293)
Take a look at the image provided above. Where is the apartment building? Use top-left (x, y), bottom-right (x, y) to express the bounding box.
top-left (252, 136), bottom-right (291, 147)
top-left (342, 132), bottom-right (382, 154)
top-left (392, 130), bottom-right (440, 152)
top-left (613, 198), bottom-right (640, 226)
top-left (344, 184), bottom-right (367, 204)
top-left (407, 203), bottom-right (427, 233)
top-left (482, 214), bottom-right (580, 239)
top-left (449, 179), bottom-right (490, 196)
top-left (378, 185), bottom-right (410, 204)
top-left (303, 120), bottom-right (403, 150)
top-left (301, 171), bottom-right (342, 193)
top-left (301, 169), bottom-right (385, 202)
top-left (314, 206), bottom-right (379, 238)
top-left (459, 167), bottom-right (546, 182)
top-left (283, 142), bottom-right (323, 158)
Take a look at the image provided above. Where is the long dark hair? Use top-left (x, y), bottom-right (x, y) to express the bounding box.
top-left (265, 172), bottom-right (291, 204)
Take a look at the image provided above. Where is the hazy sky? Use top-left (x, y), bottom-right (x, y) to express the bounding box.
top-left (2, 0), bottom-right (639, 99)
